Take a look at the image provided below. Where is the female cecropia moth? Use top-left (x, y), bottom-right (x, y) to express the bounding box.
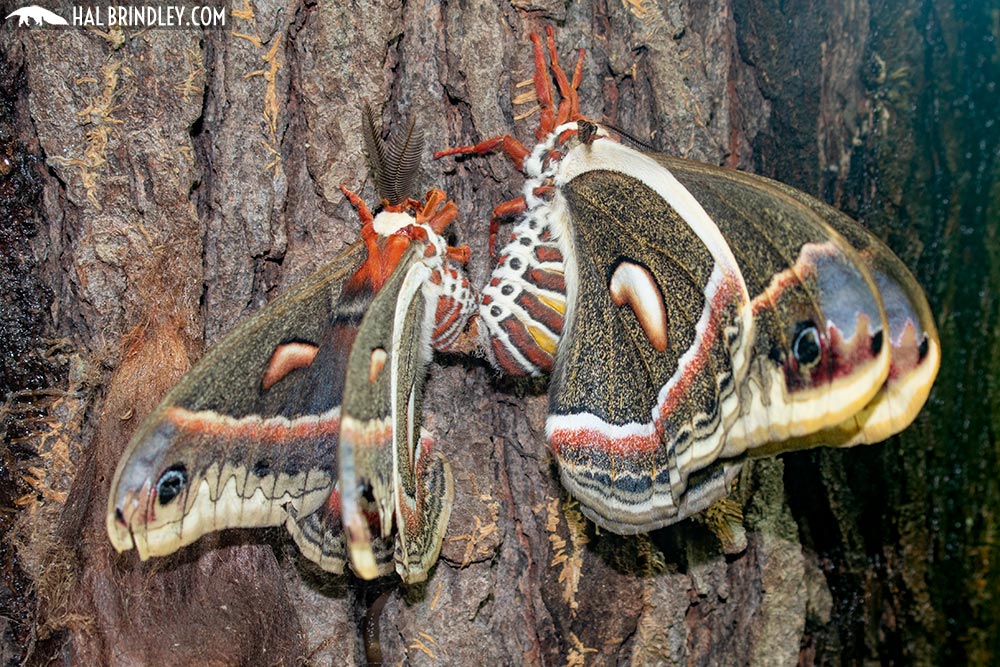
top-left (435, 28), bottom-right (941, 535)
top-left (107, 107), bottom-right (474, 583)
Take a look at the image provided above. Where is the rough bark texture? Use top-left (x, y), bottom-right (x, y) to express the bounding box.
top-left (1, 0), bottom-right (996, 665)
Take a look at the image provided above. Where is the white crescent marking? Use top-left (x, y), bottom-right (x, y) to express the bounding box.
top-left (609, 261), bottom-right (668, 352)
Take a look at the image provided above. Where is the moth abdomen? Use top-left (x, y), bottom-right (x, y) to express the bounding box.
top-left (428, 262), bottom-right (476, 351)
top-left (478, 209), bottom-right (569, 376)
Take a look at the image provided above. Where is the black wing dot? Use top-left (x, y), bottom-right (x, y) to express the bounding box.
top-left (871, 330), bottom-right (884, 356)
top-left (792, 322), bottom-right (822, 367)
top-left (918, 334), bottom-right (930, 361)
top-left (156, 464), bottom-right (188, 505)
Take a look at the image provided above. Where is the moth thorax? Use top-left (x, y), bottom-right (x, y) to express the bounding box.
top-left (373, 210), bottom-right (415, 236)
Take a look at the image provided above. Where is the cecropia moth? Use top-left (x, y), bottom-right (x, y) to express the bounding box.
top-left (107, 109), bottom-right (474, 583)
top-left (435, 29), bottom-right (940, 534)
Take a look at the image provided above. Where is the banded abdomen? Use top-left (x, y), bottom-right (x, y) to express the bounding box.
top-left (478, 210), bottom-right (568, 375)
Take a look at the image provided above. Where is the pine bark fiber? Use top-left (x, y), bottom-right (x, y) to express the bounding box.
top-left (2, 0), bottom-right (995, 665)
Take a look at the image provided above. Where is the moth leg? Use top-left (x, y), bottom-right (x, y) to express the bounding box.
top-left (341, 183), bottom-right (375, 230)
top-left (435, 27), bottom-right (585, 170)
top-left (529, 31), bottom-right (557, 138)
top-left (696, 496), bottom-right (747, 555)
top-left (398, 197), bottom-right (424, 213)
top-left (415, 189), bottom-right (441, 220)
top-left (415, 191), bottom-right (469, 265)
top-left (486, 185), bottom-right (551, 258)
top-left (538, 26), bottom-right (584, 128)
top-left (342, 184), bottom-right (385, 286)
top-left (433, 134), bottom-right (531, 171)
top-left (493, 195), bottom-right (528, 220)
top-left (489, 196), bottom-right (529, 258)
top-left (415, 189), bottom-right (449, 224)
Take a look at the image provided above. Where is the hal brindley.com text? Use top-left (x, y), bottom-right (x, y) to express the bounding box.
top-left (73, 5), bottom-right (226, 28)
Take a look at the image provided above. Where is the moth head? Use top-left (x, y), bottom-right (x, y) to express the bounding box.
top-left (106, 418), bottom-right (212, 560)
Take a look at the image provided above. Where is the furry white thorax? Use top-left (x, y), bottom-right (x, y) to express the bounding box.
top-left (373, 210), bottom-right (417, 237)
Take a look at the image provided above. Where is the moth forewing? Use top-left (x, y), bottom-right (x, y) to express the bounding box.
top-left (337, 249), bottom-right (418, 579)
top-left (107, 243), bottom-right (365, 561)
top-left (389, 259), bottom-right (436, 496)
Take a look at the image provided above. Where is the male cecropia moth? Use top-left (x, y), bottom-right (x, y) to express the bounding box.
top-left (435, 28), bottom-right (940, 535)
top-left (107, 108), bottom-right (474, 583)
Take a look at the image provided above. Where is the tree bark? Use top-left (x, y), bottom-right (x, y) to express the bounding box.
top-left (1, 0), bottom-right (996, 665)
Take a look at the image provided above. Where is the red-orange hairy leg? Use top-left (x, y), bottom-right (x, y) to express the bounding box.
top-left (446, 244), bottom-right (471, 264)
top-left (542, 27), bottom-right (582, 125)
top-left (340, 184), bottom-right (375, 226)
top-left (400, 197), bottom-right (424, 213)
top-left (341, 184), bottom-right (382, 290)
top-left (417, 189), bottom-right (446, 220)
top-left (570, 46), bottom-right (584, 92)
top-left (530, 32), bottom-right (557, 138)
top-left (433, 135), bottom-right (531, 171)
top-left (489, 196), bottom-right (529, 258)
top-left (418, 190), bottom-right (459, 235)
top-left (429, 203), bottom-right (459, 235)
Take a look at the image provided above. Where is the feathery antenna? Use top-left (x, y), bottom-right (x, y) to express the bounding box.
top-left (362, 102), bottom-right (424, 206)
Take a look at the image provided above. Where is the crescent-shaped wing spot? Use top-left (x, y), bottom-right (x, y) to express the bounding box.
top-left (369, 348), bottom-right (387, 384)
top-left (609, 261), bottom-right (668, 352)
top-left (261, 342), bottom-right (319, 390)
